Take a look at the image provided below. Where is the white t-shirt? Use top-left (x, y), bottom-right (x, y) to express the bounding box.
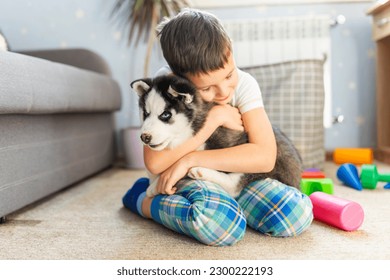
top-left (154, 66), bottom-right (264, 114)
top-left (232, 69), bottom-right (264, 114)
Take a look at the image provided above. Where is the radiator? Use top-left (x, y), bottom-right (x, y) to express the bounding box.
top-left (223, 15), bottom-right (333, 127)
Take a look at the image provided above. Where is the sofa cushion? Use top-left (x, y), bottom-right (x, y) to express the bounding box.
top-left (242, 59), bottom-right (325, 169)
top-left (0, 51), bottom-right (121, 114)
top-left (19, 49), bottom-right (112, 75)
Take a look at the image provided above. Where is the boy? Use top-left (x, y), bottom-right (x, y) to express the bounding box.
top-left (123, 9), bottom-right (313, 246)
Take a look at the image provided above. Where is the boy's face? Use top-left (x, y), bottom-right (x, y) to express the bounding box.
top-left (185, 52), bottom-right (238, 105)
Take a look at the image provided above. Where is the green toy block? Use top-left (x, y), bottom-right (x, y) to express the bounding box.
top-left (300, 178), bottom-right (334, 196)
top-left (360, 164), bottom-right (390, 189)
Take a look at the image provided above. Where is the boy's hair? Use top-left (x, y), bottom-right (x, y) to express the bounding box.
top-left (157, 8), bottom-right (232, 76)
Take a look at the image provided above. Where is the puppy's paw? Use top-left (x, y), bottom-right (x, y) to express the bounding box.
top-left (146, 186), bottom-right (155, 197)
top-left (187, 167), bottom-right (205, 180)
top-left (146, 181), bottom-right (158, 197)
top-left (188, 167), bottom-right (218, 182)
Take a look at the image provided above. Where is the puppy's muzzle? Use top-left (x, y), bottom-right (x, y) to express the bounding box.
top-left (140, 133), bottom-right (152, 144)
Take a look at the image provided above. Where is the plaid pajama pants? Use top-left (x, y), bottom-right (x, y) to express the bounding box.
top-left (129, 177), bottom-right (313, 246)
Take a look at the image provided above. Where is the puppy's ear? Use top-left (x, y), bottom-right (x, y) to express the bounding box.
top-left (130, 78), bottom-right (152, 97)
top-left (167, 85), bottom-right (194, 104)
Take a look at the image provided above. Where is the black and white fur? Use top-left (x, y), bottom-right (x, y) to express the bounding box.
top-left (131, 75), bottom-right (302, 197)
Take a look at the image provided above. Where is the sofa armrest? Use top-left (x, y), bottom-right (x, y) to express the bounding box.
top-left (18, 48), bottom-right (112, 76)
top-left (0, 51), bottom-right (121, 115)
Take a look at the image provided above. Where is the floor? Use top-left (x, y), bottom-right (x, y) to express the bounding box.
top-left (1, 161), bottom-right (390, 260)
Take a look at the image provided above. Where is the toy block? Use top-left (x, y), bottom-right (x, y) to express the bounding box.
top-left (305, 168), bottom-right (321, 172)
top-left (300, 178), bottom-right (334, 196)
top-left (360, 164), bottom-right (390, 189)
top-left (309, 192), bottom-right (364, 231)
top-left (301, 170), bottom-right (326, 178)
top-left (336, 163), bottom-right (362, 191)
top-left (333, 148), bottom-right (373, 165)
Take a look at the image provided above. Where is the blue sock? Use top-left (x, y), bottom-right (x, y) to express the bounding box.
top-left (122, 177), bottom-right (149, 216)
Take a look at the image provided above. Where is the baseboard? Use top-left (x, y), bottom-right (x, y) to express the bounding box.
top-left (374, 147), bottom-right (390, 164)
top-left (325, 150), bottom-right (333, 161)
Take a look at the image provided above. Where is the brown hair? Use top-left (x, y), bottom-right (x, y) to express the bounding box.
top-left (157, 9), bottom-right (232, 76)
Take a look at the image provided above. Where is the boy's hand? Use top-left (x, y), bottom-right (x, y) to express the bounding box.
top-left (156, 155), bottom-right (192, 195)
top-left (210, 104), bottom-right (244, 131)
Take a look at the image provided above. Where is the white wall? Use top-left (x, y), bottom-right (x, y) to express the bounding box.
top-left (0, 0), bottom-right (377, 156)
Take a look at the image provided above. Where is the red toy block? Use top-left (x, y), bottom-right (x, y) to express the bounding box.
top-left (301, 170), bottom-right (326, 178)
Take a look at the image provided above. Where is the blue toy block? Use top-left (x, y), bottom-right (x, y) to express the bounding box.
top-left (337, 163), bottom-right (363, 191)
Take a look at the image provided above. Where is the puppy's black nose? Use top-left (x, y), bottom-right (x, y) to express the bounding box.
top-left (140, 133), bottom-right (152, 144)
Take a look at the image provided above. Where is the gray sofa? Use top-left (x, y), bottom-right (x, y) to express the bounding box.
top-left (0, 49), bottom-right (121, 220)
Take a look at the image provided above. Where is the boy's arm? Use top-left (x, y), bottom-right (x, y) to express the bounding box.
top-left (188, 107), bottom-right (276, 173)
top-left (143, 104), bottom-right (244, 175)
top-left (156, 107), bottom-right (277, 195)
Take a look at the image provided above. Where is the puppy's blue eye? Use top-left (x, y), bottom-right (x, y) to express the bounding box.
top-left (159, 111), bottom-right (172, 122)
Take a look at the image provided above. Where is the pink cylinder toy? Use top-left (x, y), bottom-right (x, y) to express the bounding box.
top-left (309, 192), bottom-right (364, 231)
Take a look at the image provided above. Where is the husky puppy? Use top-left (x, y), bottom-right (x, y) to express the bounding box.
top-left (131, 75), bottom-right (302, 198)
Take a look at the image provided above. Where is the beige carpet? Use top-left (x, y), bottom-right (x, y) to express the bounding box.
top-left (1, 161), bottom-right (390, 260)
